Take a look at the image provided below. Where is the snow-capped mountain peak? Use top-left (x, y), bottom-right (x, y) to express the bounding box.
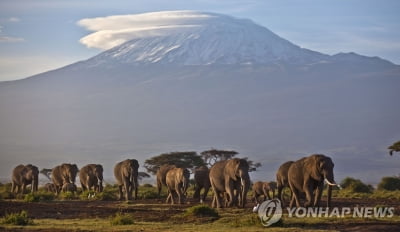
top-left (81, 11), bottom-right (327, 66)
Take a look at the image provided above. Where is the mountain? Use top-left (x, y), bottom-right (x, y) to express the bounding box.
top-left (0, 11), bottom-right (399, 184)
top-left (83, 11), bottom-right (327, 66)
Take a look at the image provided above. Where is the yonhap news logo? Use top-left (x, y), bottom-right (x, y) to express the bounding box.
top-left (255, 199), bottom-right (395, 227)
top-left (255, 199), bottom-right (283, 227)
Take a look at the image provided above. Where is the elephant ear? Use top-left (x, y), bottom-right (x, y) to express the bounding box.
top-left (306, 155), bottom-right (323, 181)
top-left (227, 159), bottom-right (241, 181)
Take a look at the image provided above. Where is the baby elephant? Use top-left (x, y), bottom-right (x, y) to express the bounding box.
top-left (62, 183), bottom-right (77, 193)
top-left (44, 183), bottom-right (57, 193)
top-left (252, 181), bottom-right (277, 204)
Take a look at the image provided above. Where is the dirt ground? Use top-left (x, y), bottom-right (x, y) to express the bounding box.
top-left (1, 197), bottom-right (400, 231)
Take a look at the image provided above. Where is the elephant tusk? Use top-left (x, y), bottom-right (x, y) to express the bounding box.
top-left (324, 178), bottom-right (337, 186)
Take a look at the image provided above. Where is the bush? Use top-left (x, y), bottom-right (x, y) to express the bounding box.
top-left (377, 177), bottom-right (400, 191)
top-left (24, 193), bottom-right (40, 202)
top-left (23, 192), bottom-right (54, 202)
top-left (340, 177), bottom-right (373, 193)
top-left (185, 205), bottom-right (219, 218)
top-left (59, 191), bottom-right (76, 200)
top-left (1, 210), bottom-right (33, 226)
top-left (110, 212), bottom-right (134, 225)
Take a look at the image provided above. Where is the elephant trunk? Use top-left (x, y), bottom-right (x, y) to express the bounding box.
top-left (97, 177), bottom-right (103, 192)
top-left (327, 185), bottom-right (332, 207)
top-left (32, 174), bottom-right (38, 192)
top-left (240, 174), bottom-right (250, 208)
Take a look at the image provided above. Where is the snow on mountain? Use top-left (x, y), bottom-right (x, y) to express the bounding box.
top-left (81, 11), bottom-right (327, 66)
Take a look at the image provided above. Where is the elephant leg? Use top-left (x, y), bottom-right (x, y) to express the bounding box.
top-left (304, 184), bottom-right (314, 208)
top-left (118, 185), bottom-right (123, 200)
top-left (313, 183), bottom-right (324, 207)
top-left (277, 185), bottom-right (283, 202)
top-left (193, 186), bottom-right (200, 200)
top-left (21, 184), bottom-right (27, 194)
top-left (327, 185), bottom-right (332, 208)
top-left (215, 191), bottom-right (223, 208)
top-left (225, 180), bottom-right (235, 207)
top-left (157, 180), bottom-right (162, 197)
top-left (290, 187), bottom-right (301, 208)
top-left (133, 180), bottom-right (138, 200)
top-left (265, 190), bottom-right (271, 200)
top-left (203, 186), bottom-right (210, 202)
top-left (81, 182), bottom-right (87, 192)
top-left (166, 191), bottom-right (172, 204)
top-left (11, 182), bottom-right (16, 193)
top-left (123, 179), bottom-right (132, 201)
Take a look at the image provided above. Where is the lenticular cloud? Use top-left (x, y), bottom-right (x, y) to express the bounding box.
top-left (78, 10), bottom-right (215, 50)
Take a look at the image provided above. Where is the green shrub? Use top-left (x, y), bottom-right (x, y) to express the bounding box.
top-left (110, 212), bottom-right (134, 225)
top-left (185, 205), bottom-right (219, 218)
top-left (340, 177), bottom-right (373, 193)
top-left (97, 189), bottom-right (118, 201)
top-left (24, 191), bottom-right (55, 202)
top-left (377, 177), bottom-right (400, 191)
top-left (1, 210), bottom-right (33, 226)
top-left (59, 191), bottom-right (75, 200)
top-left (24, 193), bottom-right (40, 202)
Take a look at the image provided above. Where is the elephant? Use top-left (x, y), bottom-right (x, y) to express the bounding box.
top-left (62, 183), bottom-right (77, 193)
top-left (252, 181), bottom-right (277, 203)
top-left (156, 164), bottom-right (176, 196)
top-left (193, 166), bottom-right (211, 203)
top-left (79, 164), bottom-right (104, 192)
top-left (209, 158), bottom-right (250, 208)
top-left (288, 154), bottom-right (337, 208)
top-left (114, 159), bottom-right (139, 201)
top-left (44, 183), bottom-right (57, 193)
top-left (276, 160), bottom-right (294, 204)
top-left (165, 167), bottom-right (190, 204)
top-left (11, 164), bottom-right (39, 194)
top-left (51, 163), bottom-right (79, 194)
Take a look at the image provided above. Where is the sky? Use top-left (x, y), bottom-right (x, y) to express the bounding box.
top-left (0, 0), bottom-right (399, 81)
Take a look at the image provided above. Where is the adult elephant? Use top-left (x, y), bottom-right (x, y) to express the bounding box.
top-left (193, 166), bottom-right (211, 203)
top-left (252, 181), bottom-right (276, 203)
top-left (209, 158), bottom-right (250, 208)
top-left (288, 154), bottom-right (337, 208)
top-left (80, 164), bottom-right (104, 192)
top-left (276, 161), bottom-right (294, 204)
top-left (51, 163), bottom-right (79, 194)
top-left (165, 167), bottom-right (190, 204)
top-left (114, 159), bottom-right (139, 201)
top-left (11, 164), bottom-right (39, 194)
top-left (156, 164), bottom-right (176, 196)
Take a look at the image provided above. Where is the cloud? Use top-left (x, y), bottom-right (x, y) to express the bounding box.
top-left (0, 36), bottom-right (24, 43)
top-left (77, 10), bottom-right (215, 50)
top-left (8, 17), bottom-right (21, 22)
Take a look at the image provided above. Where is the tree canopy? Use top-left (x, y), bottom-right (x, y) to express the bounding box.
top-left (388, 140), bottom-right (400, 156)
top-left (144, 151), bottom-right (206, 175)
top-left (144, 149), bottom-right (262, 175)
top-left (200, 149), bottom-right (238, 166)
top-left (199, 149), bottom-right (261, 172)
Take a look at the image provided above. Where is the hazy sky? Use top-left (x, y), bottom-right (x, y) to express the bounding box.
top-left (0, 0), bottom-right (399, 81)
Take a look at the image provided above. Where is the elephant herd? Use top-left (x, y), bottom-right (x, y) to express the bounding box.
top-left (10, 154), bottom-right (338, 209)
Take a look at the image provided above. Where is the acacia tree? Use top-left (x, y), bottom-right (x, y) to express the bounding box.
top-left (200, 149), bottom-right (261, 172)
top-left (389, 141), bottom-right (400, 156)
top-left (144, 151), bottom-right (206, 175)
